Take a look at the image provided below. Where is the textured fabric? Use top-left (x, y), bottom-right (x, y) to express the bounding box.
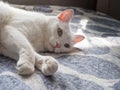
top-left (0, 4), bottom-right (120, 90)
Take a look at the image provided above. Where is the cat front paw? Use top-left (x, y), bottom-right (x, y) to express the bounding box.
top-left (37, 56), bottom-right (58, 76)
top-left (17, 61), bottom-right (35, 75)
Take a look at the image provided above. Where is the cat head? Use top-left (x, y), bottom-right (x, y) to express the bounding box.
top-left (46, 9), bottom-right (84, 53)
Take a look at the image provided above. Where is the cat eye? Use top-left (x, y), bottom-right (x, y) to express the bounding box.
top-left (57, 27), bottom-right (63, 37)
top-left (64, 43), bottom-right (70, 48)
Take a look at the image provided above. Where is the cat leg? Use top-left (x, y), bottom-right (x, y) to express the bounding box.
top-left (1, 26), bottom-right (35, 75)
top-left (35, 53), bottom-right (58, 76)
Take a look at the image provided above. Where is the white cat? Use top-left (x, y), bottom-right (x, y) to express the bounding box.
top-left (0, 1), bottom-right (84, 75)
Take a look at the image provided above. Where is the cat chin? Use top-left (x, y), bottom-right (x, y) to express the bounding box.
top-left (48, 46), bottom-right (54, 51)
top-left (54, 48), bottom-right (73, 54)
top-left (54, 49), bottom-right (61, 53)
top-left (46, 47), bottom-right (64, 53)
top-left (46, 48), bottom-right (72, 54)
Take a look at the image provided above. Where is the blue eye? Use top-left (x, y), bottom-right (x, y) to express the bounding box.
top-left (57, 27), bottom-right (63, 37)
top-left (64, 43), bottom-right (70, 48)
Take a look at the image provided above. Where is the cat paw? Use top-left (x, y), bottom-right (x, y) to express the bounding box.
top-left (40, 56), bottom-right (58, 76)
top-left (17, 61), bottom-right (35, 75)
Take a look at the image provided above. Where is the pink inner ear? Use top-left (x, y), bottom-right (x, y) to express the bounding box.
top-left (74, 35), bottom-right (85, 44)
top-left (58, 9), bottom-right (73, 22)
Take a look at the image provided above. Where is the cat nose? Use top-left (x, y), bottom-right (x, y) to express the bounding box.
top-left (55, 42), bottom-right (61, 48)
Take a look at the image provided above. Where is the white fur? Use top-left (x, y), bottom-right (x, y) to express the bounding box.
top-left (0, 2), bottom-right (74, 75)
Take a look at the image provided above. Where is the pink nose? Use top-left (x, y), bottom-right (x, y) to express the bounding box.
top-left (54, 42), bottom-right (61, 48)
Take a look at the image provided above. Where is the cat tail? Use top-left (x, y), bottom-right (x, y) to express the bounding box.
top-left (0, 1), bottom-right (13, 28)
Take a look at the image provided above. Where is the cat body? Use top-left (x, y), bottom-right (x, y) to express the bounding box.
top-left (0, 1), bottom-right (84, 75)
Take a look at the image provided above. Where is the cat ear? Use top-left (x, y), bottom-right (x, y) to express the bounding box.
top-left (58, 9), bottom-right (74, 23)
top-left (73, 35), bottom-right (85, 44)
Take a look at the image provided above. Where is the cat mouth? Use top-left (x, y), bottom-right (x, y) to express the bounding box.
top-left (50, 42), bottom-right (61, 49)
top-left (49, 43), bottom-right (78, 53)
top-left (49, 42), bottom-right (62, 53)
